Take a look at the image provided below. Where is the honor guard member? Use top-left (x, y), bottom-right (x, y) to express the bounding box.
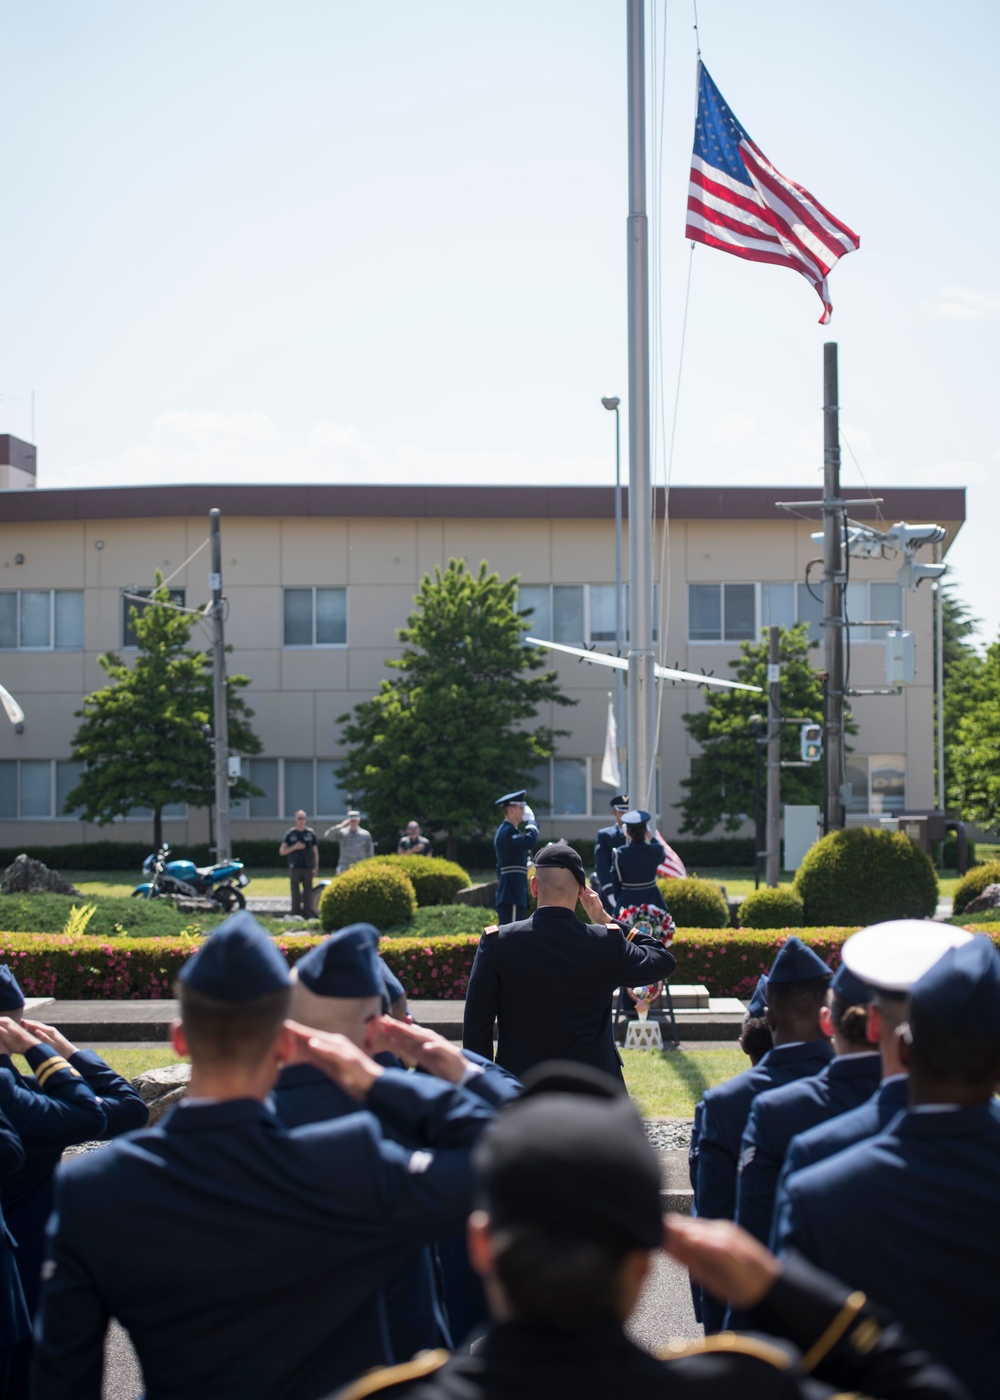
top-left (734, 961), bottom-right (881, 1247)
top-left (611, 810), bottom-right (668, 914)
top-left (771, 923), bottom-right (973, 1210)
top-left (33, 910), bottom-right (498, 1400)
top-left (694, 937), bottom-right (833, 1333)
top-left (0, 1106), bottom-right (25, 1395)
top-left (776, 934), bottom-right (1000, 1400)
top-left (594, 793), bottom-right (630, 914)
top-left (464, 842), bottom-right (675, 1081)
top-left (493, 790), bottom-right (539, 924)
top-left (328, 1063), bottom-right (964, 1400)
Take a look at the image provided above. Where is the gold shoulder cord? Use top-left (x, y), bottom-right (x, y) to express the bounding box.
top-left (799, 1291), bottom-right (869, 1373)
top-left (659, 1332), bottom-right (792, 1369)
top-left (333, 1349), bottom-right (449, 1400)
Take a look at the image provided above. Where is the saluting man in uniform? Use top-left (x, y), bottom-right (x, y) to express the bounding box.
top-left (594, 794), bottom-right (629, 914)
top-left (611, 809), bottom-right (668, 914)
top-left (492, 790), bottom-right (539, 925)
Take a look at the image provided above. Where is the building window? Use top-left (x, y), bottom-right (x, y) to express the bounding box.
top-left (283, 588), bottom-right (347, 647)
top-left (229, 759), bottom-right (349, 820)
top-left (688, 583), bottom-right (756, 643)
top-left (553, 758), bottom-right (587, 815)
top-left (519, 585), bottom-right (657, 646)
top-left (844, 754), bottom-right (906, 815)
top-left (0, 759), bottom-right (98, 819)
top-left (0, 591), bottom-right (84, 650)
top-left (122, 589), bottom-right (186, 648)
top-left (797, 581), bottom-right (904, 646)
top-left (691, 581), bottom-right (904, 647)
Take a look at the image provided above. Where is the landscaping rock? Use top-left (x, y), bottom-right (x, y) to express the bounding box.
top-left (455, 881), bottom-right (498, 909)
top-left (1, 853), bottom-right (82, 898)
top-left (132, 1063), bottom-right (191, 1124)
top-left (962, 883), bottom-right (1000, 914)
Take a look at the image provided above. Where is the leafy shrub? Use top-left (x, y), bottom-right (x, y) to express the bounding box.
top-left (320, 863), bottom-right (417, 932)
top-left (794, 827), bottom-right (938, 925)
top-left (738, 887), bottom-right (805, 930)
top-left (0, 892), bottom-right (199, 939)
top-left (383, 904), bottom-right (496, 939)
top-left (941, 836), bottom-right (976, 870)
top-left (952, 860), bottom-right (1000, 915)
top-left (657, 877), bottom-right (729, 928)
top-left (355, 855), bottom-right (470, 907)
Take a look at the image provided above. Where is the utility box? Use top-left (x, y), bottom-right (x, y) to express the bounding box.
top-left (885, 630), bottom-right (916, 686)
top-left (784, 805), bottom-right (821, 871)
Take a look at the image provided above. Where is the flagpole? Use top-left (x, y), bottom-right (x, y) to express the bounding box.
top-left (625, 0), bottom-right (657, 817)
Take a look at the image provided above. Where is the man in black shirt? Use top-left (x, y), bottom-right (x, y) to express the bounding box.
top-left (279, 810), bottom-right (320, 917)
top-left (397, 822), bottom-right (432, 856)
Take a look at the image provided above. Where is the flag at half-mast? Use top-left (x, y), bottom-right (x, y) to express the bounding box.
top-left (686, 63), bottom-right (859, 323)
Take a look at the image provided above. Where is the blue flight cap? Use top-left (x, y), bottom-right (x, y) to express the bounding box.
top-left (610, 794), bottom-right (630, 812)
top-left (0, 965), bottom-right (25, 1013)
top-left (831, 961), bottom-right (874, 1006)
top-left (178, 910), bottom-right (291, 1002)
top-left (768, 935), bottom-right (832, 984)
top-left (747, 975), bottom-right (768, 1017)
top-left (910, 934), bottom-right (1000, 1036)
top-left (496, 790), bottom-right (527, 807)
top-left (622, 809), bottom-right (651, 826)
top-left (294, 924), bottom-right (383, 1000)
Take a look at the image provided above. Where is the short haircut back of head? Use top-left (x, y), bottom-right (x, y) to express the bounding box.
top-left (492, 1224), bottom-right (631, 1330)
top-left (768, 976), bottom-right (829, 1026)
top-left (909, 1002), bottom-right (1000, 1091)
top-left (178, 983), bottom-right (290, 1070)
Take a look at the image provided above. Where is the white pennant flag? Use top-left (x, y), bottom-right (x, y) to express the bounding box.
top-left (600, 694), bottom-right (621, 789)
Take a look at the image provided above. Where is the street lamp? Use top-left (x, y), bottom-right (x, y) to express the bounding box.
top-left (602, 396), bottom-right (625, 786)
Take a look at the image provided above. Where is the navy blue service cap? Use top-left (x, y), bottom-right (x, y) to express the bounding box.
top-left (533, 840), bottom-right (587, 887)
top-left (495, 789), bottom-right (527, 807)
top-left (0, 965), bottom-right (25, 1013)
top-left (910, 934), bottom-right (1000, 1035)
top-left (768, 935), bottom-right (832, 984)
top-left (294, 924), bottom-right (383, 1000)
top-left (610, 794), bottom-right (630, 812)
top-left (831, 961), bottom-right (874, 1006)
top-left (178, 910), bottom-right (291, 1001)
top-left (622, 809), bottom-right (651, 825)
top-left (747, 975), bottom-right (768, 1017)
top-left (474, 1062), bottom-right (661, 1250)
top-left (841, 921), bottom-right (973, 995)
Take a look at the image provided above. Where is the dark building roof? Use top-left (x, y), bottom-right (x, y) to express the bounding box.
top-left (0, 482), bottom-right (967, 527)
top-left (0, 436), bottom-right (37, 477)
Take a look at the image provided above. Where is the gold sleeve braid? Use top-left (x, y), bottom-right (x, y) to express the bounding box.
top-left (332, 1349), bottom-right (449, 1400)
top-left (659, 1332), bottom-right (793, 1368)
top-left (799, 1291), bottom-right (869, 1373)
top-left (34, 1056), bottom-right (80, 1089)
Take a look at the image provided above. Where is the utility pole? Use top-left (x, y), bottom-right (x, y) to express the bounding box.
top-left (765, 626), bottom-right (782, 887)
top-left (625, 0), bottom-right (657, 816)
top-left (822, 343), bottom-right (846, 832)
top-left (935, 543), bottom-right (945, 814)
top-left (209, 509), bottom-right (231, 861)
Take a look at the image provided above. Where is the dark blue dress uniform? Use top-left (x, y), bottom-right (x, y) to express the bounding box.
top-left (775, 936), bottom-right (1000, 1400)
top-left (611, 831), bottom-right (667, 913)
top-left (735, 1050), bottom-right (881, 1245)
top-left (493, 790), bottom-right (539, 923)
top-left (34, 911), bottom-right (499, 1400)
top-left (463, 908), bottom-right (675, 1080)
top-left (594, 821), bottom-right (627, 913)
top-left (0, 1106), bottom-right (26, 1387)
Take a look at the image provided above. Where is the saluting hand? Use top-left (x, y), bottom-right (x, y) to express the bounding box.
top-left (663, 1214), bottom-right (781, 1309)
top-left (0, 1016), bottom-right (43, 1055)
top-left (577, 885), bottom-right (614, 926)
top-left (375, 1015), bottom-right (468, 1084)
top-left (285, 1020), bottom-right (384, 1101)
top-left (21, 1018), bottom-right (78, 1058)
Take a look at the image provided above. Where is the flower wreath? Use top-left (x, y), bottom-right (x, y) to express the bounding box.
top-left (617, 902), bottom-right (675, 947)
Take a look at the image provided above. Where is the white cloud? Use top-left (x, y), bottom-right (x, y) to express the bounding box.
top-left (707, 412), bottom-right (772, 451)
top-left (931, 287), bottom-right (1000, 322)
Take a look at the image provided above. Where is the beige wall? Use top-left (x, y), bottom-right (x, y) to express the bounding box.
top-left (0, 507), bottom-right (952, 849)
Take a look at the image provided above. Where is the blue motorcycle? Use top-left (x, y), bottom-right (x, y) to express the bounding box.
top-left (133, 844), bottom-right (250, 912)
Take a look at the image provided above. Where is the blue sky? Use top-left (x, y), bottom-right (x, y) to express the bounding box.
top-left (1, 1), bottom-right (997, 638)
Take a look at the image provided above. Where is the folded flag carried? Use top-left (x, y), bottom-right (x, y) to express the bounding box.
top-left (686, 63), bottom-right (859, 323)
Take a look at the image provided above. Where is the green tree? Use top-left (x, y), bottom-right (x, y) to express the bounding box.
top-left (67, 578), bottom-right (261, 847)
top-left (937, 579), bottom-right (984, 806)
top-left (337, 559), bottom-right (572, 857)
top-left (678, 624), bottom-right (827, 835)
top-left (948, 636), bottom-right (1000, 831)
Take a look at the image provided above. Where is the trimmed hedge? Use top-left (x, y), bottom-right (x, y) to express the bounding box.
top-left (353, 855), bottom-right (470, 907)
top-left (794, 827), bottom-right (938, 925)
top-left (5, 926), bottom-right (997, 1001)
top-left (657, 877), bottom-right (729, 929)
top-left (738, 887), bottom-right (805, 930)
top-left (952, 861), bottom-right (1000, 916)
top-left (0, 893), bottom-right (202, 939)
top-left (320, 863), bottom-right (418, 932)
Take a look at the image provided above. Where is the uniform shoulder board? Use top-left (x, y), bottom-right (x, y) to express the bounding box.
top-left (606, 922), bottom-right (621, 933)
top-left (659, 1333), bottom-right (793, 1370)
top-left (332, 1349), bottom-right (449, 1400)
top-left (483, 924), bottom-right (500, 936)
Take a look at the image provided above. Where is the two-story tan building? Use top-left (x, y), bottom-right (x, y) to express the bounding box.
top-left (0, 444), bottom-right (964, 850)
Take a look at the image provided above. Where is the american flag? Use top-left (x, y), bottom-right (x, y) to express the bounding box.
top-left (654, 831), bottom-right (687, 880)
top-left (686, 63), bottom-right (859, 324)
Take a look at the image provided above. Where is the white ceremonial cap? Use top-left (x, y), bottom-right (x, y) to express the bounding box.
top-left (840, 920), bottom-right (974, 995)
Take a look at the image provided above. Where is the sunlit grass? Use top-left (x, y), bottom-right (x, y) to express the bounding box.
top-left (623, 1047), bottom-right (746, 1118)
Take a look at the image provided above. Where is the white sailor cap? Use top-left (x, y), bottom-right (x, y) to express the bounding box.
top-left (840, 920), bottom-right (974, 996)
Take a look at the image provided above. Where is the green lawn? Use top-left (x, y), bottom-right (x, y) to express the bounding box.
top-left (623, 1047), bottom-right (745, 1117)
top-left (68, 869), bottom-right (297, 899)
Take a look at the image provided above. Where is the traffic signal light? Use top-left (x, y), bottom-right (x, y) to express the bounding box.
top-left (801, 723), bottom-right (823, 762)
